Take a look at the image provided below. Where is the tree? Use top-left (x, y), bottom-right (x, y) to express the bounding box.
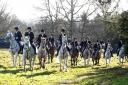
top-left (117, 11), bottom-right (128, 54)
top-left (37, 0), bottom-right (97, 39)
top-left (94, 0), bottom-right (120, 38)
top-left (0, 0), bottom-right (9, 35)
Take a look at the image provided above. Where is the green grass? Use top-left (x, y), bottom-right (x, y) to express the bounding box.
top-left (0, 49), bottom-right (128, 85)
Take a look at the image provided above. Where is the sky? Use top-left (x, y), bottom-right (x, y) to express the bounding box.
top-left (4, 0), bottom-right (128, 23)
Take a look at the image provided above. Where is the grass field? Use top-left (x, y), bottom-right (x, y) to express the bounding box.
top-left (0, 49), bottom-right (128, 85)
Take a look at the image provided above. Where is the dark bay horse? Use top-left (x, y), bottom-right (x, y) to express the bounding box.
top-left (47, 41), bottom-right (55, 63)
top-left (92, 49), bottom-right (101, 66)
top-left (70, 44), bottom-right (79, 66)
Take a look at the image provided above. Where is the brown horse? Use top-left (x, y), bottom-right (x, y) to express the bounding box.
top-left (38, 37), bottom-right (48, 69)
top-left (92, 49), bottom-right (101, 65)
top-left (70, 46), bottom-right (79, 66)
top-left (47, 41), bottom-right (55, 63)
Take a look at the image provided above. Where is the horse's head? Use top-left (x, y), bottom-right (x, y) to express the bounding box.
top-left (5, 30), bottom-right (14, 41)
top-left (40, 37), bottom-right (47, 48)
top-left (24, 36), bottom-right (31, 49)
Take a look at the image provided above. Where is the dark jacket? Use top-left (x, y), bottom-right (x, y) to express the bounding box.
top-left (37, 34), bottom-right (47, 46)
top-left (49, 37), bottom-right (54, 45)
top-left (14, 31), bottom-right (22, 42)
top-left (71, 41), bottom-right (78, 48)
top-left (25, 32), bottom-right (34, 43)
top-left (59, 34), bottom-right (62, 46)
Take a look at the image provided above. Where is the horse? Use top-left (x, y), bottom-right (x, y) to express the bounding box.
top-left (70, 43), bottom-right (79, 66)
top-left (105, 44), bottom-right (113, 66)
top-left (5, 31), bottom-right (20, 67)
top-left (82, 47), bottom-right (90, 66)
top-left (58, 35), bottom-right (69, 72)
top-left (47, 41), bottom-right (55, 63)
top-left (38, 37), bottom-right (48, 69)
top-left (92, 48), bottom-right (101, 66)
top-left (22, 36), bottom-right (36, 71)
top-left (118, 45), bottom-right (125, 65)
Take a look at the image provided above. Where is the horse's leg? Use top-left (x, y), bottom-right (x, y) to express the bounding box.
top-left (50, 53), bottom-right (53, 63)
top-left (22, 50), bottom-right (26, 71)
top-left (73, 56), bottom-right (75, 66)
top-left (75, 55), bottom-right (78, 66)
top-left (119, 56), bottom-right (121, 64)
top-left (71, 56), bottom-right (73, 66)
top-left (29, 55), bottom-right (32, 71)
top-left (64, 56), bottom-right (67, 72)
top-left (18, 54), bottom-right (21, 67)
top-left (84, 58), bottom-right (86, 66)
top-left (92, 58), bottom-right (94, 66)
top-left (41, 57), bottom-right (45, 69)
top-left (48, 54), bottom-right (50, 63)
top-left (109, 58), bottom-right (111, 65)
top-left (51, 52), bottom-right (54, 63)
top-left (59, 59), bottom-right (62, 71)
top-left (11, 52), bottom-right (15, 67)
top-left (14, 52), bottom-right (18, 67)
top-left (32, 55), bottom-right (36, 70)
top-left (38, 56), bottom-right (41, 66)
top-left (105, 58), bottom-right (107, 67)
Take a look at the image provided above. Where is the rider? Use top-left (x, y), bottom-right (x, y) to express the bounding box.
top-left (117, 40), bottom-right (123, 56)
top-left (14, 27), bottom-right (23, 53)
top-left (69, 38), bottom-right (79, 56)
top-left (24, 27), bottom-right (36, 54)
top-left (49, 34), bottom-right (55, 46)
top-left (71, 38), bottom-right (79, 51)
top-left (80, 39), bottom-right (88, 53)
top-left (93, 40), bottom-right (100, 52)
top-left (37, 29), bottom-right (47, 48)
top-left (56, 29), bottom-right (66, 56)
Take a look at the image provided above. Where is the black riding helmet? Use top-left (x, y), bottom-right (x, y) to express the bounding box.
top-left (14, 27), bottom-right (19, 31)
top-left (27, 27), bottom-right (31, 30)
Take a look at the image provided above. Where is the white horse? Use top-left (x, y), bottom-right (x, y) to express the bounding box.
top-left (58, 35), bottom-right (69, 71)
top-left (118, 45), bottom-right (125, 64)
top-left (105, 44), bottom-right (112, 66)
top-left (82, 47), bottom-right (90, 66)
top-left (38, 37), bottom-right (48, 69)
top-left (22, 36), bottom-right (36, 71)
top-left (5, 31), bottom-right (20, 67)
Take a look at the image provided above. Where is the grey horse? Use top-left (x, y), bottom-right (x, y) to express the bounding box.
top-left (5, 31), bottom-right (20, 67)
top-left (22, 36), bottom-right (36, 71)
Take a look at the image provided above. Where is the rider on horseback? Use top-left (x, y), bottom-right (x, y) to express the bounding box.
top-left (56, 29), bottom-right (66, 56)
top-left (49, 34), bottom-right (55, 46)
top-left (14, 27), bottom-right (23, 53)
top-left (71, 38), bottom-right (79, 52)
top-left (37, 29), bottom-right (47, 48)
top-left (24, 27), bottom-right (36, 54)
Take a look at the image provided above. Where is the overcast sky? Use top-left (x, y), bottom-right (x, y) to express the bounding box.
top-left (5, 0), bottom-right (128, 23)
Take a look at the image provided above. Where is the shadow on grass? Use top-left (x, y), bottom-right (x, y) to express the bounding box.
top-left (78, 66), bottom-right (128, 85)
top-left (20, 70), bottom-right (57, 78)
top-left (0, 68), bottom-right (23, 74)
top-left (0, 64), bottom-right (6, 69)
top-left (70, 66), bottom-right (90, 69)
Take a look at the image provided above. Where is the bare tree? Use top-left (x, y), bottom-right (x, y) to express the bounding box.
top-left (93, 0), bottom-right (120, 39)
top-left (0, 0), bottom-right (10, 35)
